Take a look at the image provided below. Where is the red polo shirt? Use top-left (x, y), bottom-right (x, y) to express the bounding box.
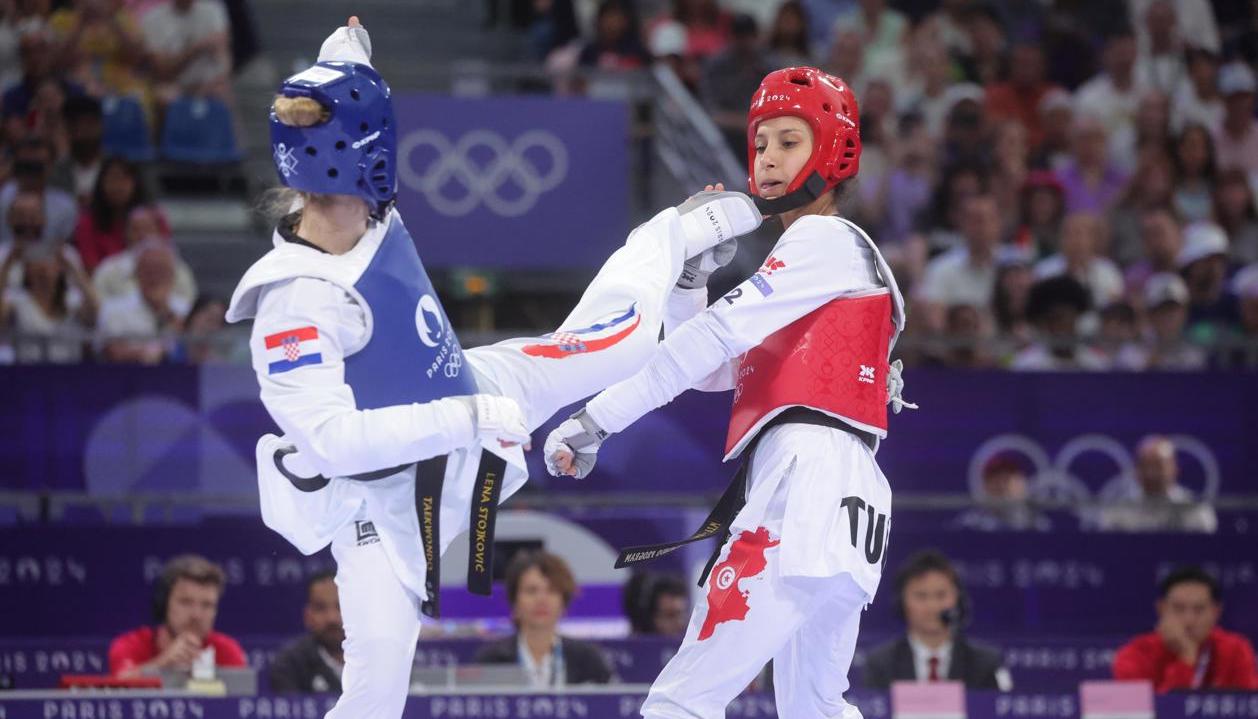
top-left (1114, 627), bottom-right (1258, 693)
top-left (109, 626), bottom-right (248, 675)
top-left (984, 82), bottom-right (1057, 148)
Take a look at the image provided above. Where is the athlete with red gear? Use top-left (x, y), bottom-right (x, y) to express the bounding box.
top-left (546, 67), bottom-right (914, 718)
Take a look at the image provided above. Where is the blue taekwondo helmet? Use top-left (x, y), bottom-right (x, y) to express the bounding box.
top-left (270, 61), bottom-right (397, 218)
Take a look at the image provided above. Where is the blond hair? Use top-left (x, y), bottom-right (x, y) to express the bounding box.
top-left (257, 186), bottom-right (304, 223)
top-left (272, 95), bottom-right (329, 127)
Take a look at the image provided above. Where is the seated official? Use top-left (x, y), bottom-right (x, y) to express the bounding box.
top-left (864, 550), bottom-right (1010, 690)
top-left (623, 571), bottom-right (690, 637)
top-left (1114, 566), bottom-right (1258, 692)
top-left (1094, 436), bottom-right (1217, 533)
top-left (951, 452), bottom-right (1052, 532)
top-left (269, 570), bottom-right (344, 693)
top-left (109, 554), bottom-right (247, 677)
top-left (474, 551), bottom-right (613, 686)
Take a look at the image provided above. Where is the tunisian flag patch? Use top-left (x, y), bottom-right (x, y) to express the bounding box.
top-left (698, 527), bottom-right (779, 641)
top-left (264, 326), bottom-right (322, 374)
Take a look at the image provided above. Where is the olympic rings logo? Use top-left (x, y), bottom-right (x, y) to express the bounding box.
top-left (444, 349), bottom-right (463, 379)
top-left (967, 433), bottom-right (1221, 504)
top-left (397, 129), bottom-right (569, 217)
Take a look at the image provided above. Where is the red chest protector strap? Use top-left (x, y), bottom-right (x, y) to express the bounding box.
top-left (725, 291), bottom-right (894, 459)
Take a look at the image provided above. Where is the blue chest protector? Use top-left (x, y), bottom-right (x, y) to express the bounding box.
top-left (331, 217), bottom-right (500, 619)
top-left (343, 218), bottom-right (476, 407)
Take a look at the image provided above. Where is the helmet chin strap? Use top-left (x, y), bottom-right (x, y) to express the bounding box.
top-left (752, 172), bottom-right (829, 216)
top-left (370, 197), bottom-right (395, 222)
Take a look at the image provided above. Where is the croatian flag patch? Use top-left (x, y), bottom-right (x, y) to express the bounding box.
top-left (521, 304), bottom-right (642, 359)
top-left (265, 326), bottom-right (322, 374)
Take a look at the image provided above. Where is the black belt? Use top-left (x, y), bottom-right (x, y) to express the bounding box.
top-left (415, 456), bottom-right (446, 618)
top-left (274, 447), bottom-right (508, 618)
top-left (614, 407), bottom-right (870, 587)
top-left (465, 451), bottom-right (507, 600)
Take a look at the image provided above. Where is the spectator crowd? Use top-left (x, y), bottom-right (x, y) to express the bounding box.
top-left (512, 0), bottom-right (1258, 370)
top-left (7, 0), bottom-right (1258, 370)
top-left (0, 0), bottom-right (236, 364)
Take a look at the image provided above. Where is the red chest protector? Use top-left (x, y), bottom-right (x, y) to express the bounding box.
top-left (725, 291), bottom-right (894, 459)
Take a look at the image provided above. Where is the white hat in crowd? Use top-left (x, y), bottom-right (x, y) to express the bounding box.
top-left (1177, 221), bottom-right (1229, 269)
top-left (943, 83), bottom-right (986, 116)
top-left (1038, 87), bottom-right (1073, 117)
top-left (1144, 272), bottom-right (1190, 308)
top-left (649, 20), bottom-right (687, 58)
top-left (1232, 263), bottom-right (1258, 299)
top-left (1219, 62), bottom-right (1258, 96)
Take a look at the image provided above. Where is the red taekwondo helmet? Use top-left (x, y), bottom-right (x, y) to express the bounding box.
top-left (746, 67), bottom-right (861, 215)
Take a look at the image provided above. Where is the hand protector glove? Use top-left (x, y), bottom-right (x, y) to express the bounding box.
top-left (543, 408), bottom-right (608, 479)
top-left (457, 395), bottom-right (531, 447)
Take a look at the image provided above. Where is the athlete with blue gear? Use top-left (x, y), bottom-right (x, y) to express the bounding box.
top-left (227, 17), bottom-right (763, 718)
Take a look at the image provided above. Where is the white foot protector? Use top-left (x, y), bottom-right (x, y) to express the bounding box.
top-left (676, 191), bottom-right (762, 258)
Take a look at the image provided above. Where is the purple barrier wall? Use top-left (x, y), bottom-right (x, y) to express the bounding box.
top-left (2, 521), bottom-right (1255, 642)
top-left (1, 366), bottom-right (1253, 501)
